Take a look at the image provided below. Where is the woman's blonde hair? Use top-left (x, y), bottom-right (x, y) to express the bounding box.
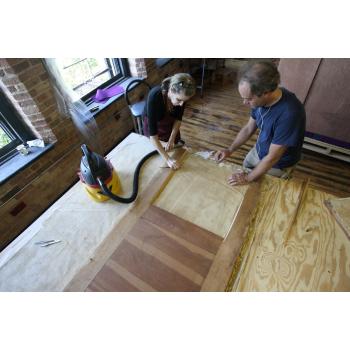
top-left (161, 73), bottom-right (196, 97)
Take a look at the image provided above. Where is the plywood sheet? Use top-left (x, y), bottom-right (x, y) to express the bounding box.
top-left (325, 197), bottom-right (350, 239)
top-left (153, 154), bottom-right (247, 238)
top-left (233, 176), bottom-right (350, 291)
top-left (86, 206), bottom-right (222, 292)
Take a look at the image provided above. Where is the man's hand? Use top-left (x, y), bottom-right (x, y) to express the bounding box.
top-left (166, 157), bottom-right (180, 170)
top-left (228, 170), bottom-right (250, 186)
top-left (214, 149), bottom-right (232, 163)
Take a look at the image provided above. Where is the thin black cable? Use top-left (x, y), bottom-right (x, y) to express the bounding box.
top-left (97, 150), bottom-right (158, 203)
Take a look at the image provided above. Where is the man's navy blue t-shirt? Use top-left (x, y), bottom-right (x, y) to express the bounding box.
top-left (251, 88), bottom-right (306, 169)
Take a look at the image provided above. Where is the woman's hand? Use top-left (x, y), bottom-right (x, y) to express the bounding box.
top-left (166, 157), bottom-right (180, 170)
top-left (214, 148), bottom-right (232, 163)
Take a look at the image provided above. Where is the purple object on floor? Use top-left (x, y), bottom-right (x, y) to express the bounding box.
top-left (92, 85), bottom-right (124, 103)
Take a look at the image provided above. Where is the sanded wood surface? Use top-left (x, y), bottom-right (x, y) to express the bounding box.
top-left (232, 176), bottom-right (350, 291)
top-left (325, 197), bottom-right (350, 239)
top-left (201, 182), bottom-right (260, 291)
top-left (86, 206), bottom-right (222, 292)
top-left (153, 154), bottom-right (247, 238)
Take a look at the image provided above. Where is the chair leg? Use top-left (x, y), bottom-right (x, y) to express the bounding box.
top-left (136, 117), bottom-right (143, 135)
top-left (131, 116), bottom-right (138, 134)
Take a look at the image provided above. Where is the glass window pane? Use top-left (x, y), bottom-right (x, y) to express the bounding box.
top-left (55, 58), bottom-right (116, 98)
top-left (74, 71), bottom-right (112, 97)
top-left (0, 126), bottom-right (12, 149)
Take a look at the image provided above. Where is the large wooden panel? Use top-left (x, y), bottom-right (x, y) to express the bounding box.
top-left (278, 58), bottom-right (321, 103)
top-left (304, 58), bottom-right (350, 143)
top-left (87, 206), bottom-right (223, 292)
top-left (153, 154), bottom-right (248, 238)
top-left (232, 177), bottom-right (350, 291)
top-left (325, 197), bottom-right (350, 239)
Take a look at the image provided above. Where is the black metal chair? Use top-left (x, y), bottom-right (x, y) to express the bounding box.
top-left (124, 79), bottom-right (152, 135)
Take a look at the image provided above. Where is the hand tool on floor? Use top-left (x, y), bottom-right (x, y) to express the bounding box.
top-left (35, 240), bottom-right (62, 247)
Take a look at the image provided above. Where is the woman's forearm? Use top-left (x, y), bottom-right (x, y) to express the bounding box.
top-left (150, 135), bottom-right (169, 160)
top-left (169, 120), bottom-right (181, 143)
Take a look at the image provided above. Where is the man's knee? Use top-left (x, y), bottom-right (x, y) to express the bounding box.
top-left (267, 165), bottom-right (295, 179)
top-left (243, 147), bottom-right (259, 169)
top-left (243, 157), bottom-right (252, 169)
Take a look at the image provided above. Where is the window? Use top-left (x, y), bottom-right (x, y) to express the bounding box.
top-left (0, 90), bottom-right (34, 165)
top-left (54, 58), bottom-right (129, 102)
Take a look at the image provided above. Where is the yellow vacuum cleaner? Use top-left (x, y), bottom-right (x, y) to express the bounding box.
top-left (78, 144), bottom-right (157, 203)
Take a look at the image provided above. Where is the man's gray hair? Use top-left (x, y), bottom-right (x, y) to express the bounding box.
top-left (238, 61), bottom-right (280, 97)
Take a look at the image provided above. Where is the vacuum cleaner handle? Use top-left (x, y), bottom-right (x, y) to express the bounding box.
top-left (81, 144), bottom-right (91, 163)
top-left (81, 144), bottom-right (95, 171)
top-left (81, 144), bottom-right (98, 182)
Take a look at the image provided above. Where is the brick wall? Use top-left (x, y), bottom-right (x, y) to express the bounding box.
top-left (128, 58), bottom-right (147, 78)
top-left (0, 58), bottom-right (188, 250)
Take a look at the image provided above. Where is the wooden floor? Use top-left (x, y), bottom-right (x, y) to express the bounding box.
top-left (86, 206), bottom-right (222, 292)
top-left (181, 67), bottom-right (350, 197)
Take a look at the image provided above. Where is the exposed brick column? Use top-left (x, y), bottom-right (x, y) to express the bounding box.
top-left (127, 58), bottom-right (147, 78)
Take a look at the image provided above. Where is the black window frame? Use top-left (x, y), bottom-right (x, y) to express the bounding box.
top-left (55, 58), bottom-right (130, 104)
top-left (0, 89), bottom-right (35, 165)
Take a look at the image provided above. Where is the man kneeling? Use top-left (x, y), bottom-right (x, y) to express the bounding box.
top-left (215, 61), bottom-right (306, 186)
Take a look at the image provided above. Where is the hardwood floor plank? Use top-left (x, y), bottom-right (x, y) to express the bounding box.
top-left (125, 235), bottom-right (205, 285)
top-left (86, 205), bottom-right (223, 292)
top-left (128, 218), bottom-right (214, 276)
top-left (142, 220), bottom-right (216, 261)
top-left (112, 240), bottom-right (201, 292)
top-left (86, 263), bottom-right (140, 292)
top-left (142, 206), bottom-right (222, 254)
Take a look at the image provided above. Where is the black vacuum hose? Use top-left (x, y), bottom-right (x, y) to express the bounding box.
top-left (97, 150), bottom-right (158, 203)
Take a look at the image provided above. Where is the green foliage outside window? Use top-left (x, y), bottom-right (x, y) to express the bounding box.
top-left (0, 127), bottom-right (11, 149)
top-left (56, 58), bottom-right (112, 98)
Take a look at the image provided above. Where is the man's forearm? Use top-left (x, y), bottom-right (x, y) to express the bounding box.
top-left (246, 156), bottom-right (278, 182)
top-left (228, 126), bottom-right (254, 152)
